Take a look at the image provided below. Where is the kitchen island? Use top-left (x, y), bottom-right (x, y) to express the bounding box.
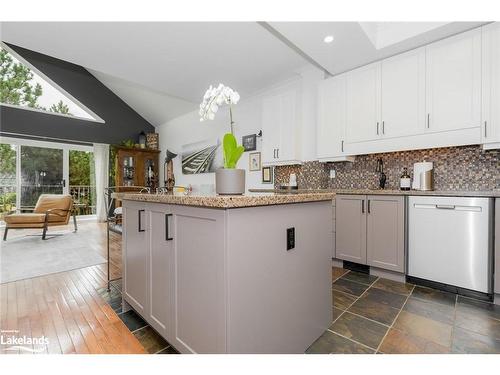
top-left (114, 192), bottom-right (334, 354)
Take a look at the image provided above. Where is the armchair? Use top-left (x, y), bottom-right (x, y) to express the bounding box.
top-left (3, 194), bottom-right (76, 240)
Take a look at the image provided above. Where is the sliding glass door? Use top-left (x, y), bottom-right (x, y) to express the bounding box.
top-left (0, 137), bottom-right (95, 220)
top-left (20, 145), bottom-right (64, 210)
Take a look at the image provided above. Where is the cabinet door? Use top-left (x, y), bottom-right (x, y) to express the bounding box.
top-left (346, 63), bottom-right (381, 144)
top-left (171, 206), bottom-right (226, 353)
top-left (381, 48), bottom-right (425, 139)
top-left (148, 206), bottom-right (175, 340)
top-left (277, 89), bottom-right (298, 162)
top-left (262, 87), bottom-right (300, 165)
top-left (425, 28), bottom-right (481, 133)
top-left (123, 202), bottom-right (148, 316)
top-left (366, 196), bottom-right (405, 272)
top-left (482, 23), bottom-right (500, 146)
top-left (335, 195), bottom-right (367, 264)
top-left (317, 76), bottom-right (347, 160)
top-left (261, 93), bottom-right (281, 164)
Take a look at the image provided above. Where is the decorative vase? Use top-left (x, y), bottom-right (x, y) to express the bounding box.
top-left (215, 168), bottom-right (245, 195)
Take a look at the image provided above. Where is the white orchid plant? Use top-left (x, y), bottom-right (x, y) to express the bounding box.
top-left (199, 84), bottom-right (244, 169)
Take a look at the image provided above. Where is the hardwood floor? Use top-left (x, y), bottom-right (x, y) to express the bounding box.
top-left (0, 221), bottom-right (146, 354)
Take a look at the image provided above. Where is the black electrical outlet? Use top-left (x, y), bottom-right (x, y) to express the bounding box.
top-left (286, 227), bottom-right (295, 250)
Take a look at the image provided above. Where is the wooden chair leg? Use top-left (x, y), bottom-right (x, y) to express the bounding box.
top-left (3, 227), bottom-right (8, 241)
top-left (42, 224), bottom-right (48, 240)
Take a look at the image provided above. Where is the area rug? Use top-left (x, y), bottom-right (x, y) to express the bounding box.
top-left (0, 232), bottom-right (106, 283)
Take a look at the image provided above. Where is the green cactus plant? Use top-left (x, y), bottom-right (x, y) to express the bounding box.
top-left (223, 133), bottom-right (245, 169)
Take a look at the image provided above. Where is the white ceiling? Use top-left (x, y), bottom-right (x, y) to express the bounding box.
top-left (269, 21), bottom-right (487, 75)
top-left (89, 69), bottom-right (196, 125)
top-left (0, 21), bottom-right (490, 126)
top-left (0, 22), bottom-right (308, 103)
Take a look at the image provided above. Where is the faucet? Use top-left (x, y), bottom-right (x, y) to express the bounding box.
top-left (375, 158), bottom-right (387, 189)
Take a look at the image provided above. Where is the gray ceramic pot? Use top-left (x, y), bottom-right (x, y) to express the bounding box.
top-left (215, 168), bottom-right (245, 195)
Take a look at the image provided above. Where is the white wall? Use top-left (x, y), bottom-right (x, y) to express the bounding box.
top-left (157, 67), bottom-right (323, 193)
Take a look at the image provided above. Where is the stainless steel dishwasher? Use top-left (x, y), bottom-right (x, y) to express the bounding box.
top-left (408, 196), bottom-right (494, 294)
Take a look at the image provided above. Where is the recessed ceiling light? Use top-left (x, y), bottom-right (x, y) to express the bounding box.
top-left (323, 35), bottom-right (334, 44)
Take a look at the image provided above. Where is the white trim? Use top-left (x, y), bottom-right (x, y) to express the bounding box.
top-left (0, 136), bottom-right (93, 152)
top-left (0, 102), bottom-right (105, 124)
top-left (15, 143), bottom-right (21, 212)
top-left (0, 42), bottom-right (105, 124)
top-left (63, 148), bottom-right (69, 195)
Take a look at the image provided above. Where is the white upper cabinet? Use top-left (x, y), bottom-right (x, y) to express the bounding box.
top-left (425, 28), bottom-right (481, 133)
top-left (261, 93), bottom-right (281, 163)
top-left (345, 62), bottom-right (380, 144)
top-left (380, 48), bottom-right (426, 139)
top-left (261, 84), bottom-right (301, 166)
top-left (317, 26), bottom-right (487, 161)
top-left (316, 76), bottom-right (355, 162)
top-left (482, 23), bottom-right (500, 148)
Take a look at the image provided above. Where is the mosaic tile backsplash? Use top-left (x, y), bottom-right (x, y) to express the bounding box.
top-left (275, 145), bottom-right (500, 191)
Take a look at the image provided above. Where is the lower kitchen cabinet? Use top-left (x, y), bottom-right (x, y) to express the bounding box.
top-left (122, 201), bottom-right (148, 316)
top-left (366, 195), bottom-right (405, 272)
top-left (335, 195), bottom-right (367, 264)
top-left (335, 194), bottom-right (405, 273)
top-left (147, 205), bottom-right (175, 340)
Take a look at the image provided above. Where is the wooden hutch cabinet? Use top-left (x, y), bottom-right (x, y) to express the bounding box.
top-left (114, 147), bottom-right (160, 192)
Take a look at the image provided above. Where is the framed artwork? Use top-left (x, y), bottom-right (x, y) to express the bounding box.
top-left (181, 138), bottom-right (222, 174)
top-left (242, 134), bottom-right (257, 151)
top-left (249, 152), bottom-right (261, 171)
top-left (262, 166), bottom-right (273, 184)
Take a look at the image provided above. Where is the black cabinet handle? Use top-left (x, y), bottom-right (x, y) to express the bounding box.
top-left (138, 210), bottom-right (145, 232)
top-left (361, 200), bottom-right (365, 214)
top-left (427, 113), bottom-right (430, 128)
top-left (376, 122), bottom-right (379, 135)
top-left (273, 149), bottom-right (276, 158)
top-left (165, 214), bottom-right (173, 241)
top-left (382, 121), bottom-right (385, 135)
top-left (277, 148), bottom-right (279, 159)
top-left (367, 200), bottom-right (371, 214)
top-left (341, 140), bottom-right (344, 152)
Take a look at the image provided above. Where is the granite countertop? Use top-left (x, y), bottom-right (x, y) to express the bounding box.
top-left (112, 192), bottom-right (336, 209)
top-left (249, 188), bottom-right (500, 198)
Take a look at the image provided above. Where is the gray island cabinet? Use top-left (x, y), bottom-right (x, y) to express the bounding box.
top-left (118, 192), bottom-right (334, 354)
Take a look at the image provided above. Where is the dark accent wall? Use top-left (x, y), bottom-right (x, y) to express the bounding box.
top-left (0, 43), bottom-right (155, 145)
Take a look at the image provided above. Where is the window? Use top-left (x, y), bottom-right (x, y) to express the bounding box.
top-left (0, 43), bottom-right (103, 122)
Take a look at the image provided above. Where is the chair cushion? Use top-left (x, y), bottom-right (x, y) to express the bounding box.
top-left (34, 194), bottom-right (73, 213)
top-left (4, 213), bottom-right (66, 225)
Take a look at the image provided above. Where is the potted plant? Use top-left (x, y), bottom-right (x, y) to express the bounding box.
top-left (199, 84), bottom-right (245, 195)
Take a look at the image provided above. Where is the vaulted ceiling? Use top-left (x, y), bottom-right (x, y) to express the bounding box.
top-left (0, 21), bottom-right (488, 126)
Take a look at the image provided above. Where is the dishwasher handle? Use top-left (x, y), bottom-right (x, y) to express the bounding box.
top-left (435, 205), bottom-right (455, 210)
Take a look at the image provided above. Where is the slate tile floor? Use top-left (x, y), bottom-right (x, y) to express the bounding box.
top-left (97, 280), bottom-right (179, 354)
top-left (307, 267), bottom-right (500, 354)
top-left (99, 268), bottom-right (500, 354)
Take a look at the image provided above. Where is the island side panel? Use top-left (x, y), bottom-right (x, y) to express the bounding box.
top-left (225, 201), bottom-right (333, 354)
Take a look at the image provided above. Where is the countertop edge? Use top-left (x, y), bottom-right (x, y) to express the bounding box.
top-left (112, 192), bottom-right (336, 209)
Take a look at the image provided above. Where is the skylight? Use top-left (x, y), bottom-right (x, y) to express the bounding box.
top-left (359, 22), bottom-right (449, 50)
top-left (0, 43), bottom-right (103, 122)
